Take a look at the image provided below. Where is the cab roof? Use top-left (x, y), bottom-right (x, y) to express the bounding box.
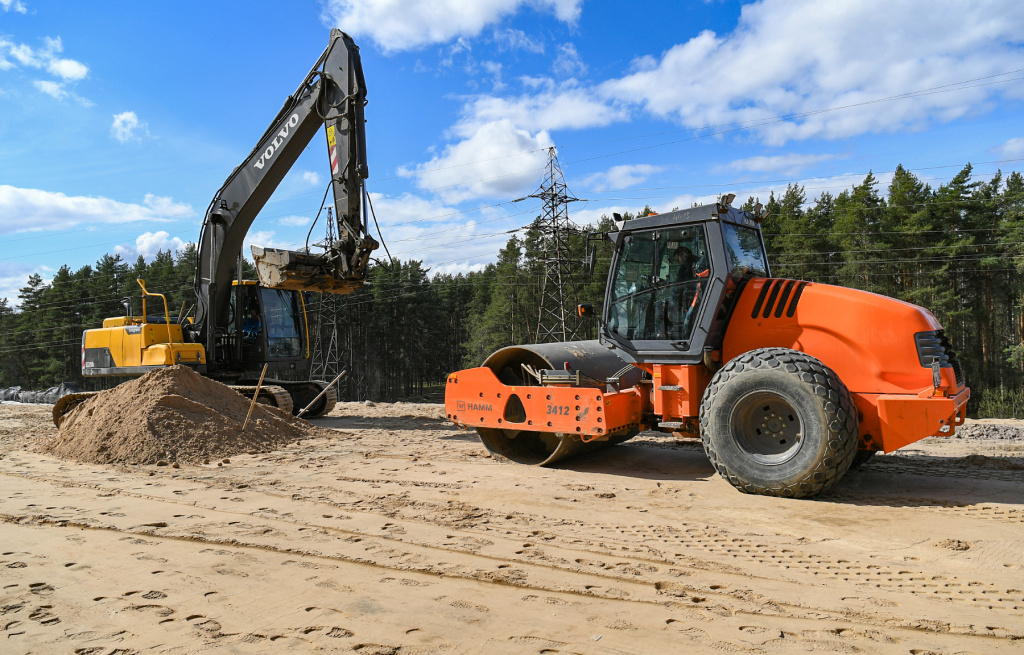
top-left (614, 204), bottom-right (762, 233)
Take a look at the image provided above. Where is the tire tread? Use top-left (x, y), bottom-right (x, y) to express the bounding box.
top-left (699, 347), bottom-right (858, 498)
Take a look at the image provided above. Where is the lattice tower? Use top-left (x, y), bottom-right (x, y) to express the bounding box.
top-left (309, 208), bottom-right (343, 390)
top-left (528, 148), bottom-right (582, 343)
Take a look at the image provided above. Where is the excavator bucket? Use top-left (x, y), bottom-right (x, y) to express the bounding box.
top-left (251, 246), bottom-right (364, 295)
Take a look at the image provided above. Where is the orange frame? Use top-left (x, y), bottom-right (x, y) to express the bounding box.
top-left (445, 367), bottom-right (645, 442)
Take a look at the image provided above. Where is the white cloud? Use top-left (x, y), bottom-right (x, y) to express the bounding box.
top-left (582, 164), bottom-right (665, 192)
top-left (5, 40), bottom-right (37, 66)
top-left (370, 192), bottom-right (463, 228)
top-left (570, 203), bottom-right (641, 228)
top-left (552, 43), bottom-right (586, 78)
top-left (367, 191), bottom-right (524, 271)
top-left (401, 80), bottom-right (624, 203)
top-left (300, 171), bottom-right (321, 185)
top-left (111, 111), bottom-right (147, 143)
top-left (571, 171), bottom-right (913, 228)
top-left (0, 262), bottom-right (42, 306)
top-left (492, 28), bottom-right (544, 54)
top-left (1, 35), bottom-right (88, 78)
top-left (1, 0), bottom-right (27, 13)
top-left (670, 171), bottom-right (901, 216)
top-left (717, 153), bottom-right (840, 175)
top-left (439, 37), bottom-right (471, 68)
top-left (400, 120), bottom-right (554, 203)
top-left (456, 80), bottom-right (627, 135)
top-left (47, 57), bottom-right (88, 80)
top-left (31, 81), bottom-right (93, 106)
top-left (428, 261), bottom-right (489, 277)
top-left (481, 60), bottom-right (505, 91)
top-left (33, 80), bottom-right (68, 99)
top-left (2, 35), bottom-right (91, 103)
top-left (322, 0), bottom-right (582, 52)
top-left (673, 168), bottom-right (1006, 216)
top-left (115, 231), bottom-right (186, 261)
top-left (141, 194), bottom-right (191, 216)
top-left (279, 215), bottom-right (311, 227)
top-left (599, 0), bottom-right (1024, 145)
top-left (992, 137), bottom-right (1024, 159)
top-left (0, 185), bottom-right (193, 235)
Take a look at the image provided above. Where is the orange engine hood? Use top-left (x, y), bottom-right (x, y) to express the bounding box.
top-left (722, 278), bottom-right (959, 395)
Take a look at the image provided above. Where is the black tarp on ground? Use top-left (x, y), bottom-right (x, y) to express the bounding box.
top-left (0, 382), bottom-right (84, 404)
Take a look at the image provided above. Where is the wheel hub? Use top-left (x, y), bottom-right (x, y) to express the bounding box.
top-left (730, 391), bottom-right (804, 465)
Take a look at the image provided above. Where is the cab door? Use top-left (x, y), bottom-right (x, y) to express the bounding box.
top-left (259, 287), bottom-right (306, 361)
top-left (226, 284), bottom-right (266, 365)
top-left (604, 223), bottom-right (718, 364)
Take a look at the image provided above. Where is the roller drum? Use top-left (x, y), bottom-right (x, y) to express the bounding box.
top-left (475, 340), bottom-right (641, 466)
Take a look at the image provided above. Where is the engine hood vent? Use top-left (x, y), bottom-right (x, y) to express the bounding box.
top-left (750, 279), bottom-right (808, 320)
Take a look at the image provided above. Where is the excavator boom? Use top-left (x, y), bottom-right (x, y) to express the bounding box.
top-left (69, 31), bottom-right (375, 425)
top-left (193, 29), bottom-right (377, 363)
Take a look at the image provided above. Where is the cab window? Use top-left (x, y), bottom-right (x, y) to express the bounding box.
top-left (607, 226), bottom-right (710, 342)
top-left (721, 222), bottom-right (769, 278)
top-left (260, 289), bottom-right (302, 357)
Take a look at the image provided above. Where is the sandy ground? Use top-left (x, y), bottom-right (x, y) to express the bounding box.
top-left (1, 401), bottom-right (1023, 654)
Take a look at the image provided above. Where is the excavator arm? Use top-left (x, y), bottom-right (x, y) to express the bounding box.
top-left (192, 28), bottom-right (378, 360)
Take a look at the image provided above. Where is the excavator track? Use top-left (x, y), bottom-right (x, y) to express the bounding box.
top-left (268, 380), bottom-right (337, 418)
top-left (297, 380), bottom-right (337, 418)
top-left (230, 384), bottom-right (293, 415)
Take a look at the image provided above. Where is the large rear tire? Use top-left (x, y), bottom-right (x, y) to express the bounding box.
top-left (699, 348), bottom-right (857, 498)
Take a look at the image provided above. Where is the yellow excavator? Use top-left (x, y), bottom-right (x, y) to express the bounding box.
top-left (54, 29), bottom-right (378, 426)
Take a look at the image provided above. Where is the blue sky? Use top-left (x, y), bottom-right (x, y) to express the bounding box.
top-left (1, 0), bottom-right (1023, 304)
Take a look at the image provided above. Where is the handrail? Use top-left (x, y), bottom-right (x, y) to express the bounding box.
top-left (137, 279), bottom-right (174, 346)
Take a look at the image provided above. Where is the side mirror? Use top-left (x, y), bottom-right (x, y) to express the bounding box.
top-left (577, 303), bottom-right (595, 319)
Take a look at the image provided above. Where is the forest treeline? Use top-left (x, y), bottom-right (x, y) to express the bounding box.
top-left (1, 163), bottom-right (1022, 416)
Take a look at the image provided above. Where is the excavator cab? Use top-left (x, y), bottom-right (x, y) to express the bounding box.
top-left (224, 282), bottom-right (308, 376)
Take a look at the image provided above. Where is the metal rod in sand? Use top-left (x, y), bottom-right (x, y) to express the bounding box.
top-left (242, 363), bottom-right (269, 432)
top-left (296, 369), bottom-right (347, 418)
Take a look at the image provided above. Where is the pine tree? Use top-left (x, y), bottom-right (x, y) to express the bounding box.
top-left (14, 274), bottom-right (47, 388)
top-left (0, 298), bottom-right (16, 386)
top-left (464, 236), bottom-right (525, 367)
top-left (832, 172), bottom-right (884, 290)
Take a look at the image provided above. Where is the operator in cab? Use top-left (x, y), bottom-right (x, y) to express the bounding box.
top-left (656, 242), bottom-right (702, 340)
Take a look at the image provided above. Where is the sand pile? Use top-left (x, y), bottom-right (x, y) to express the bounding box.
top-left (44, 365), bottom-right (325, 465)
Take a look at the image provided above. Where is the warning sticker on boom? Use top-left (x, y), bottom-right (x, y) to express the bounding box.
top-left (326, 125), bottom-right (337, 147)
